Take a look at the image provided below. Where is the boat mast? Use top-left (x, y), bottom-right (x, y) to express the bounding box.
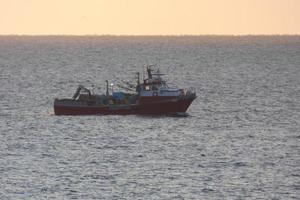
top-left (136, 72), bottom-right (141, 94)
top-left (105, 80), bottom-right (109, 97)
top-left (136, 72), bottom-right (140, 85)
top-left (147, 66), bottom-right (152, 79)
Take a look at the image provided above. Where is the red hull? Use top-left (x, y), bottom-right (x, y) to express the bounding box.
top-left (54, 96), bottom-right (196, 115)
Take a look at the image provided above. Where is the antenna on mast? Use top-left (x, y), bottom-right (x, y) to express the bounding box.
top-left (142, 65), bottom-right (145, 80)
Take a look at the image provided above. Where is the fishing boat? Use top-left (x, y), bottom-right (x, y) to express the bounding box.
top-left (54, 66), bottom-right (196, 115)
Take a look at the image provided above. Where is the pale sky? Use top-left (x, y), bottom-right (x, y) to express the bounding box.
top-left (0, 0), bottom-right (299, 35)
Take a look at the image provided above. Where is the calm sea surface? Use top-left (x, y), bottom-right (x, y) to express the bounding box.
top-left (0, 36), bottom-right (299, 199)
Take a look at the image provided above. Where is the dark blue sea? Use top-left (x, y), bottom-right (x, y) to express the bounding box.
top-left (0, 36), bottom-right (299, 199)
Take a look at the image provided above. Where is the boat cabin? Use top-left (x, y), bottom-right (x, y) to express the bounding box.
top-left (138, 66), bottom-right (184, 98)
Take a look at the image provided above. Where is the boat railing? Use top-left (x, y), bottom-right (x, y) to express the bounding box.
top-left (165, 82), bottom-right (179, 90)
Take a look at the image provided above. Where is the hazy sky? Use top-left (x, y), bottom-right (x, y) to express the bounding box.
top-left (1, 0), bottom-right (299, 35)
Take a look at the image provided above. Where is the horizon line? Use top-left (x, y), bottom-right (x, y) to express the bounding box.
top-left (0, 34), bottom-right (299, 37)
